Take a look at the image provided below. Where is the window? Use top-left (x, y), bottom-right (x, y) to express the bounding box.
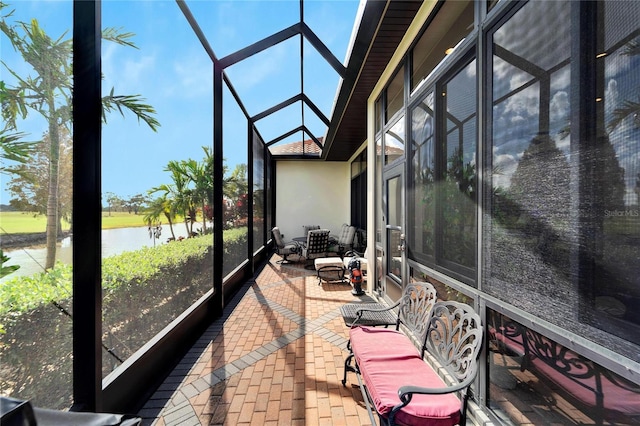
top-left (375, 134), bottom-right (383, 245)
top-left (387, 175), bottom-right (403, 282)
top-left (408, 56), bottom-right (477, 283)
top-left (440, 58), bottom-right (477, 272)
top-left (223, 82), bottom-right (249, 277)
top-left (384, 116), bottom-right (405, 165)
top-left (375, 97), bottom-right (382, 135)
top-left (485, 0), bottom-right (639, 362)
top-left (411, 1), bottom-right (474, 93)
top-left (351, 149), bottom-right (367, 231)
top-left (582, 0), bottom-right (640, 345)
top-left (252, 130), bottom-right (265, 254)
top-left (385, 66), bottom-right (405, 122)
top-left (487, 310), bottom-right (640, 425)
top-left (409, 91), bottom-right (435, 258)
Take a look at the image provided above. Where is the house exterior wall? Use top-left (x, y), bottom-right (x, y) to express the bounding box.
top-left (366, 1), bottom-right (640, 424)
top-left (275, 161), bottom-right (350, 240)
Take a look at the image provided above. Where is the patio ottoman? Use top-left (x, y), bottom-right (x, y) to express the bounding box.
top-left (314, 257), bottom-right (346, 284)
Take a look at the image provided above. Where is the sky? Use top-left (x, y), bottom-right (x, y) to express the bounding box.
top-left (0, 0), bottom-right (360, 204)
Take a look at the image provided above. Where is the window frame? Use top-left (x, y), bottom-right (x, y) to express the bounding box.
top-left (407, 46), bottom-right (478, 285)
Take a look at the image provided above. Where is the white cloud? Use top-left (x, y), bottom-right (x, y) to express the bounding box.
top-left (504, 85), bottom-right (539, 119)
top-left (509, 71), bottom-right (532, 92)
top-left (550, 91), bottom-right (569, 122)
top-left (226, 42), bottom-right (293, 92)
top-left (510, 115), bottom-right (526, 125)
top-left (555, 132), bottom-right (571, 155)
top-left (171, 53), bottom-right (213, 99)
top-left (493, 153), bottom-right (518, 189)
top-left (102, 43), bottom-right (157, 95)
top-left (551, 66), bottom-right (570, 91)
top-left (605, 78), bottom-right (619, 116)
top-left (605, 50), bottom-right (631, 78)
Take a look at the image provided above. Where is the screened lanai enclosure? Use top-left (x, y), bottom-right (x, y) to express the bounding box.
top-left (0, 0), bottom-right (361, 412)
top-left (1, 0), bottom-right (639, 424)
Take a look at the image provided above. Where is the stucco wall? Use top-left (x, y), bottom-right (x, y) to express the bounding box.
top-left (275, 161), bottom-right (351, 240)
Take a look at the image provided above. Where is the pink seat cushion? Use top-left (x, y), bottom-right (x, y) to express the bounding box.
top-left (350, 326), bottom-right (461, 426)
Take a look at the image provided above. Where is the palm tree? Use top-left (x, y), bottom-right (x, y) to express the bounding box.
top-left (1, 4), bottom-right (160, 269)
top-left (182, 156), bottom-right (211, 234)
top-left (144, 194), bottom-right (176, 241)
top-left (154, 161), bottom-right (193, 237)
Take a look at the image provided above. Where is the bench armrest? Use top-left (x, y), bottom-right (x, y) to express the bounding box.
top-left (389, 374), bottom-right (476, 424)
top-left (391, 374), bottom-right (477, 424)
top-left (398, 374), bottom-right (475, 399)
top-left (355, 300), bottom-right (400, 315)
top-left (351, 300), bottom-right (400, 327)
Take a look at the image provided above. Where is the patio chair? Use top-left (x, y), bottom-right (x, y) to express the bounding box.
top-left (328, 224), bottom-right (356, 258)
top-left (302, 225), bottom-right (320, 236)
top-left (272, 227), bottom-right (300, 263)
top-left (301, 228), bottom-right (330, 270)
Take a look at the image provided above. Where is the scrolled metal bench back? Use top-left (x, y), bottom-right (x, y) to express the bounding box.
top-left (397, 282), bottom-right (438, 341)
top-left (424, 301), bottom-right (483, 384)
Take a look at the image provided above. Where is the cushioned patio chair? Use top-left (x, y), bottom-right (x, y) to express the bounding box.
top-left (272, 227), bottom-right (300, 263)
top-left (302, 225), bottom-right (320, 236)
top-left (301, 228), bottom-right (330, 270)
top-left (328, 224), bottom-right (356, 258)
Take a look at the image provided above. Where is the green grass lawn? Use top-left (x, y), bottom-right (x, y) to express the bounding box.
top-left (0, 211), bottom-right (154, 234)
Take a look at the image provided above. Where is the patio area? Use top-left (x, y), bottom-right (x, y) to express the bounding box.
top-left (137, 253), bottom-right (375, 425)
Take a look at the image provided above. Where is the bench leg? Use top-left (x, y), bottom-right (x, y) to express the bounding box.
top-left (342, 353), bottom-right (356, 386)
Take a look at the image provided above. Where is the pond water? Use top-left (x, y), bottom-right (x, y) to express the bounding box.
top-left (2, 224), bottom-right (195, 281)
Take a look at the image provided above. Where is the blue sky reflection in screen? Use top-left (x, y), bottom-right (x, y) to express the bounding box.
top-left (0, 0), bottom-right (359, 203)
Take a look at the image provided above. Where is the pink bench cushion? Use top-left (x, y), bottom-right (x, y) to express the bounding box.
top-left (350, 326), bottom-right (461, 426)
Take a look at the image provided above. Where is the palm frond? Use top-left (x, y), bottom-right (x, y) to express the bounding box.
top-left (102, 27), bottom-right (138, 49)
top-left (102, 90), bottom-right (160, 132)
top-left (608, 100), bottom-right (640, 133)
top-left (0, 129), bottom-right (36, 165)
top-left (622, 40), bottom-right (640, 57)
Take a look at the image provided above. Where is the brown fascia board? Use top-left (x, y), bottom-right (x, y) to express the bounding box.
top-left (322, 0), bottom-right (422, 162)
top-left (321, 0), bottom-right (389, 161)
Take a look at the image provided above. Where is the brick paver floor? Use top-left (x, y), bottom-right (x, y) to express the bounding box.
top-left (138, 254), bottom-right (376, 425)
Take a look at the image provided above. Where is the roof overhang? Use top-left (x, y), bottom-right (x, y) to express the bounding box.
top-left (321, 0), bottom-right (423, 161)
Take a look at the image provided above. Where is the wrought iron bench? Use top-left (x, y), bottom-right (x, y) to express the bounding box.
top-left (490, 320), bottom-right (640, 424)
top-left (343, 283), bottom-right (483, 425)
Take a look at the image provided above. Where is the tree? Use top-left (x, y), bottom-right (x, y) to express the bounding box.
top-left (105, 192), bottom-right (122, 216)
top-left (143, 195), bottom-right (176, 241)
top-left (151, 160), bottom-right (192, 237)
top-left (225, 163), bottom-right (248, 201)
top-left (124, 193), bottom-right (147, 215)
top-left (1, 3), bottom-right (159, 269)
top-left (7, 127), bottom-right (72, 232)
top-left (182, 156), bottom-right (210, 234)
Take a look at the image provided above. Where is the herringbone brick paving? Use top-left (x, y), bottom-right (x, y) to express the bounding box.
top-left (138, 254), bottom-right (374, 425)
